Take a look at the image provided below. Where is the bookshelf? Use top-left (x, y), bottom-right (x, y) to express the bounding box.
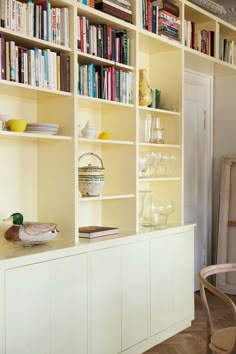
top-left (1, 0), bottom-right (233, 240)
top-left (0, 0), bottom-right (235, 242)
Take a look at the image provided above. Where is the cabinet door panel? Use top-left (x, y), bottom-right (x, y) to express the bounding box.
top-left (5, 254), bottom-right (88, 354)
top-left (51, 254), bottom-right (88, 354)
top-left (122, 241), bottom-right (148, 350)
top-left (150, 236), bottom-right (174, 335)
top-left (90, 247), bottom-right (122, 354)
top-left (172, 232), bottom-right (194, 323)
top-left (150, 231), bottom-right (194, 336)
top-left (5, 262), bottom-right (51, 354)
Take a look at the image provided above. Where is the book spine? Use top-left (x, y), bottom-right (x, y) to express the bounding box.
top-left (5, 0), bottom-right (11, 29)
top-left (56, 7), bottom-right (60, 44)
top-left (0, 1), bottom-right (5, 27)
top-left (1, 35), bottom-right (6, 79)
top-left (60, 7), bottom-right (69, 47)
top-left (9, 40), bottom-right (16, 82)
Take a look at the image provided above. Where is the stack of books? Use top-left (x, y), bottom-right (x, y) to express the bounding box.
top-left (158, 0), bottom-right (180, 41)
top-left (94, 0), bottom-right (132, 24)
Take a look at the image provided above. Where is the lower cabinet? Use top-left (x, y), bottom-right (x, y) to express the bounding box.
top-left (90, 241), bottom-right (149, 354)
top-left (2, 226), bottom-right (194, 354)
top-left (150, 230), bottom-right (194, 336)
top-left (4, 254), bottom-right (88, 354)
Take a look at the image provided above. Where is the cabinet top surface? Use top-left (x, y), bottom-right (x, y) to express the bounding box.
top-left (0, 224), bottom-right (195, 267)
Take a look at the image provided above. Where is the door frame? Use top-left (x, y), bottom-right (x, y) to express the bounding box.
top-left (184, 69), bottom-right (213, 269)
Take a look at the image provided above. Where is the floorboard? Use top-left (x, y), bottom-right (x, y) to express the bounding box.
top-left (144, 291), bottom-right (236, 354)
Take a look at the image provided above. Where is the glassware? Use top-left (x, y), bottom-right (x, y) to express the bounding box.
top-left (150, 117), bottom-right (164, 144)
top-left (139, 190), bottom-right (153, 226)
top-left (152, 200), bottom-right (174, 225)
top-left (143, 113), bottom-right (152, 142)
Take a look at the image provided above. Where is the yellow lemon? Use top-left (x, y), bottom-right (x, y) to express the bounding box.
top-left (98, 132), bottom-right (110, 139)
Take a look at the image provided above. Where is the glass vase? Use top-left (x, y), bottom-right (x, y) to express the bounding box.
top-left (139, 190), bottom-right (153, 227)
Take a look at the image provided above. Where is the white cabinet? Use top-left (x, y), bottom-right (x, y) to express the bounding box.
top-left (150, 230), bottom-right (194, 336)
top-left (1, 225), bottom-right (194, 354)
top-left (5, 254), bottom-right (88, 354)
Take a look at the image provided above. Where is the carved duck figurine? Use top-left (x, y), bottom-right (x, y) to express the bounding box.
top-left (4, 212), bottom-right (58, 246)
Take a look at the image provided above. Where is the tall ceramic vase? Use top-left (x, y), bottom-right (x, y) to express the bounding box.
top-left (139, 69), bottom-right (152, 106)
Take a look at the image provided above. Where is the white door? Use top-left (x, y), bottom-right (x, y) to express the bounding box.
top-left (184, 70), bottom-right (212, 291)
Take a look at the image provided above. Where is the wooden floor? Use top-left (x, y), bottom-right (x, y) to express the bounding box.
top-left (144, 291), bottom-right (236, 354)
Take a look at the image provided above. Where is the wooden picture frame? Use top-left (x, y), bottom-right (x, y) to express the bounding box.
top-left (217, 155), bottom-right (236, 294)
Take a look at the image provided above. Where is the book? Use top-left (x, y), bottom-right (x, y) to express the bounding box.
top-left (95, 0), bottom-right (131, 13)
top-left (79, 226), bottom-right (120, 238)
top-left (152, 0), bottom-right (179, 17)
top-left (95, 2), bottom-right (132, 23)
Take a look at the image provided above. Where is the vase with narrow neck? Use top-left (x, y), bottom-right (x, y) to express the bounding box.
top-left (139, 69), bottom-right (152, 107)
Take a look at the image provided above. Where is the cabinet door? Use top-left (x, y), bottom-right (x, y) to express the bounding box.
top-left (5, 254), bottom-right (88, 354)
top-left (90, 247), bottom-right (122, 354)
top-left (150, 230), bottom-right (194, 336)
top-left (122, 241), bottom-right (149, 350)
top-left (50, 254), bottom-right (88, 354)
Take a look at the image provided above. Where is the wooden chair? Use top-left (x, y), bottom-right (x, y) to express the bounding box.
top-left (199, 263), bottom-right (236, 354)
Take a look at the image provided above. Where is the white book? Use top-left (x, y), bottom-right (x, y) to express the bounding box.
top-left (11, 0), bottom-right (16, 31)
top-left (5, 0), bottom-right (11, 29)
top-left (60, 7), bottom-right (69, 47)
top-left (43, 10), bottom-right (47, 41)
top-left (52, 51), bottom-right (57, 90)
top-left (41, 54), bottom-right (45, 87)
top-left (93, 25), bottom-right (97, 56)
top-left (23, 51), bottom-right (28, 84)
top-left (28, 49), bottom-right (35, 86)
top-left (48, 50), bottom-right (53, 89)
top-left (27, 1), bottom-right (34, 36)
top-left (21, 2), bottom-right (27, 34)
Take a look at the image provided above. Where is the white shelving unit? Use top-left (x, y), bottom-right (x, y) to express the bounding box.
top-left (1, 0), bottom-right (236, 352)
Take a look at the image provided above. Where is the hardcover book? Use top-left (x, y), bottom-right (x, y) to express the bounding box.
top-left (79, 226), bottom-right (120, 238)
top-left (95, 1), bottom-right (132, 23)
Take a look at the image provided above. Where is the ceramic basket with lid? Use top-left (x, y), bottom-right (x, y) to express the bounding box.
top-left (78, 153), bottom-right (104, 197)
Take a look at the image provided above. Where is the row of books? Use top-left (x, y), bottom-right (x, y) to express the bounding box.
top-left (0, 0), bottom-right (69, 47)
top-left (78, 0), bottom-right (95, 7)
top-left (0, 35), bottom-right (70, 91)
top-left (77, 17), bottom-right (130, 65)
top-left (184, 20), bottom-right (215, 57)
top-left (219, 37), bottom-right (236, 65)
top-left (78, 63), bottom-right (132, 103)
top-left (142, 1), bottom-right (180, 42)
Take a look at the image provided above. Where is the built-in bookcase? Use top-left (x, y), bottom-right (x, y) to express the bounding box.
top-left (0, 0), bottom-right (236, 245)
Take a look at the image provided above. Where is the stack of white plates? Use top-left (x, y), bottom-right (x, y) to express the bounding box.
top-left (25, 123), bottom-right (59, 135)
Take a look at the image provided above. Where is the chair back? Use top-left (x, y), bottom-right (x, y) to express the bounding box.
top-left (199, 264), bottom-right (236, 354)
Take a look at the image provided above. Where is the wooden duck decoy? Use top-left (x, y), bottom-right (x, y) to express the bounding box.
top-left (4, 212), bottom-right (58, 246)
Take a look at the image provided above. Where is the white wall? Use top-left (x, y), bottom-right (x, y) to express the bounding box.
top-left (213, 75), bottom-right (236, 261)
